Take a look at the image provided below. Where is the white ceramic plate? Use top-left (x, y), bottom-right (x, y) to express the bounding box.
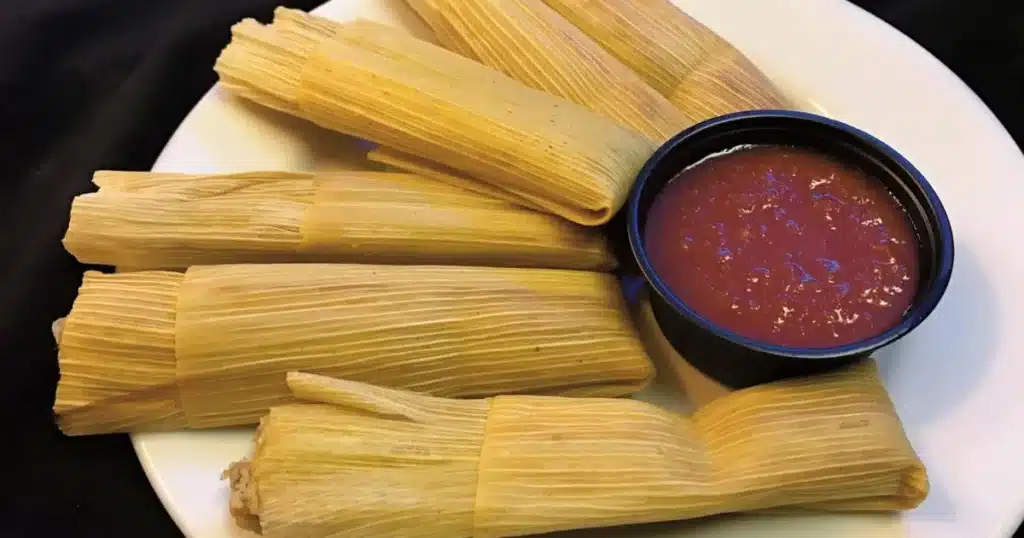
top-left (135, 1), bottom-right (1024, 537)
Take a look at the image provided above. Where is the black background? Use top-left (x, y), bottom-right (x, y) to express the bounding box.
top-left (1, 0), bottom-right (1021, 537)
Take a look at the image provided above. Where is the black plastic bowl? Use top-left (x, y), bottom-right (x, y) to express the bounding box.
top-left (625, 110), bottom-right (955, 389)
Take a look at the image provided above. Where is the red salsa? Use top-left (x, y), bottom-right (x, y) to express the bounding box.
top-left (644, 145), bottom-right (919, 348)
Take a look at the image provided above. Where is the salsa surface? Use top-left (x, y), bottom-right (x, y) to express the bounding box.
top-left (644, 145), bottom-right (919, 348)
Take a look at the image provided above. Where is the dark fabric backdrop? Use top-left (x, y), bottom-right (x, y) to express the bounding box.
top-left (1, 1), bottom-right (1020, 537)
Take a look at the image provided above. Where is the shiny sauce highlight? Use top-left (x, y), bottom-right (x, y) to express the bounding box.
top-left (644, 145), bottom-right (920, 348)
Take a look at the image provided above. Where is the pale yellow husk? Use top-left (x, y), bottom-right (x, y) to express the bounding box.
top-left (367, 147), bottom-right (641, 229)
top-left (225, 362), bottom-right (927, 537)
top-left (90, 170), bottom-right (316, 199)
top-left (401, 0), bottom-right (688, 141)
top-left (540, 0), bottom-right (792, 123)
top-left (214, 8), bottom-right (656, 225)
top-left (368, 147), bottom-right (554, 215)
top-left (54, 264), bottom-right (654, 435)
top-left (53, 271), bottom-right (187, 434)
top-left (63, 170), bottom-right (614, 271)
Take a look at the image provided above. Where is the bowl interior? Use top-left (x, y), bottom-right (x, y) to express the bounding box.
top-left (627, 111), bottom-right (955, 359)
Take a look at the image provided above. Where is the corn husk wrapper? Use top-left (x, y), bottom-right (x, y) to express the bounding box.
top-left (62, 170), bottom-right (614, 271)
top-left (213, 9), bottom-right (656, 225)
top-left (224, 362), bottom-right (927, 537)
top-left (541, 0), bottom-right (792, 123)
top-left (53, 264), bottom-right (654, 435)
top-left (401, 0), bottom-right (689, 141)
top-left (368, 147), bottom-right (553, 214)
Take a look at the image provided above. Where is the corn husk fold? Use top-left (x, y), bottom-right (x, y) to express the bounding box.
top-left (540, 0), bottom-right (792, 123)
top-left (225, 362), bottom-right (927, 537)
top-left (63, 170), bottom-right (614, 271)
top-left (54, 264), bottom-right (654, 435)
top-left (401, 0), bottom-right (689, 141)
top-left (214, 8), bottom-right (656, 225)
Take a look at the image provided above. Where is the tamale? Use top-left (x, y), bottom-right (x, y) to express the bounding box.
top-left (225, 363), bottom-right (927, 537)
top-left (396, 0), bottom-right (689, 141)
top-left (63, 170), bottom-right (615, 271)
top-left (540, 0), bottom-right (792, 123)
top-left (54, 264), bottom-right (654, 435)
top-left (89, 170), bottom-right (315, 199)
top-left (214, 9), bottom-right (657, 225)
top-left (368, 147), bottom-right (552, 214)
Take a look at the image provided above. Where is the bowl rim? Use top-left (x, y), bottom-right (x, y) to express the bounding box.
top-left (626, 109), bottom-right (956, 360)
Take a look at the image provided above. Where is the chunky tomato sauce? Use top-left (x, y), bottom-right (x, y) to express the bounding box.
top-left (644, 145), bottom-right (919, 348)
